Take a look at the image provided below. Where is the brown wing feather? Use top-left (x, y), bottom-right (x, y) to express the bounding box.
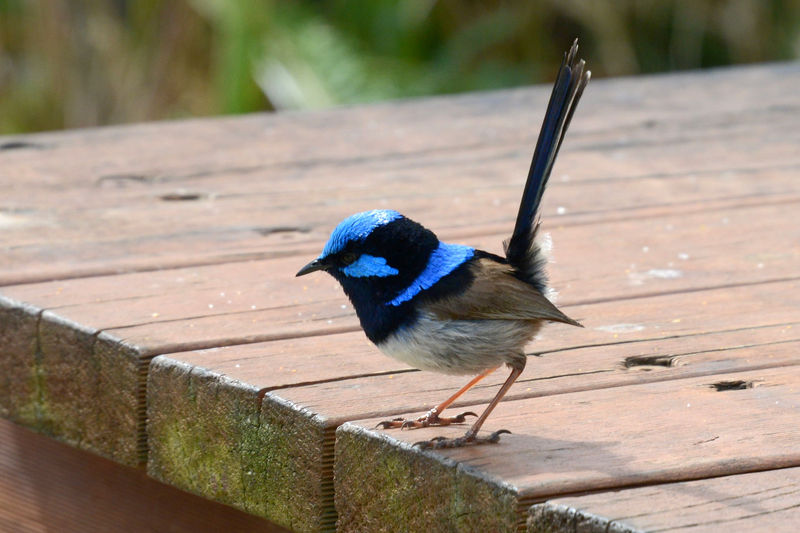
top-left (427, 258), bottom-right (582, 327)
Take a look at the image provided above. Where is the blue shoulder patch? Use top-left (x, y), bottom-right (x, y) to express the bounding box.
top-left (388, 242), bottom-right (474, 306)
top-left (322, 209), bottom-right (402, 257)
top-left (342, 254), bottom-right (399, 278)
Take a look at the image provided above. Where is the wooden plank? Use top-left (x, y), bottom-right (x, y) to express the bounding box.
top-left (3, 62), bottom-right (798, 464)
top-left (0, 417), bottom-right (287, 533)
top-left (4, 163), bottom-right (797, 287)
top-left (146, 280), bottom-right (799, 530)
top-left (527, 467), bottom-right (800, 532)
top-left (2, 64), bottom-right (799, 285)
top-left (3, 157), bottom-right (798, 287)
top-left (5, 196), bottom-right (800, 311)
top-left (335, 365), bottom-right (800, 532)
top-left (266, 326), bottom-right (800, 422)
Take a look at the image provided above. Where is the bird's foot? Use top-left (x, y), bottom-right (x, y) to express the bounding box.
top-left (413, 429), bottom-right (511, 449)
top-left (375, 409), bottom-right (477, 430)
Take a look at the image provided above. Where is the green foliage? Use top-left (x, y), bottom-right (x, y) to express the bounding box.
top-left (0, 0), bottom-right (798, 133)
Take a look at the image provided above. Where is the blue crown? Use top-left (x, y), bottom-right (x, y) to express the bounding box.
top-left (322, 209), bottom-right (403, 256)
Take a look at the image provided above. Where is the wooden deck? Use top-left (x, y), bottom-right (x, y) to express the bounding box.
top-left (2, 62), bottom-right (800, 532)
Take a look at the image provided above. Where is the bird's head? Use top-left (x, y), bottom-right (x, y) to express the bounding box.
top-left (297, 209), bottom-right (440, 305)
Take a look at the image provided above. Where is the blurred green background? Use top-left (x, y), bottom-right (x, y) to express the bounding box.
top-left (1, 0), bottom-right (798, 134)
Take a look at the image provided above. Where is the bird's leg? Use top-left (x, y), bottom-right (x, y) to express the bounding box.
top-left (376, 366), bottom-right (498, 430)
top-left (415, 363), bottom-right (524, 449)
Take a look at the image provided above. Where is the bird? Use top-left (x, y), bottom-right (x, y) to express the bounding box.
top-left (296, 40), bottom-right (590, 449)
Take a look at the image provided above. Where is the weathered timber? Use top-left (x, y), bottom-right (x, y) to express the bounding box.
top-left (335, 366), bottom-right (800, 532)
top-left (527, 467), bottom-right (800, 533)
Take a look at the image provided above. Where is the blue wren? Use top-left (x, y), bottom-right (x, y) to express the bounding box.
top-left (297, 40), bottom-right (590, 449)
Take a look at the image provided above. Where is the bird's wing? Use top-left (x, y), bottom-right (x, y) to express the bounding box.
top-left (425, 257), bottom-right (582, 327)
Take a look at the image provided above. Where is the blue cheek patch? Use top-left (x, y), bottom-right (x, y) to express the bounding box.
top-left (388, 242), bottom-right (474, 306)
top-left (342, 254), bottom-right (399, 278)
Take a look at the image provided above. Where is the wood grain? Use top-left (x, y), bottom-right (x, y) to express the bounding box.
top-left (336, 366), bottom-right (800, 532)
top-left (527, 467), bottom-right (800, 533)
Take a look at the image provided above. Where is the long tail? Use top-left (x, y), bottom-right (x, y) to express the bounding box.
top-left (505, 39), bottom-right (590, 291)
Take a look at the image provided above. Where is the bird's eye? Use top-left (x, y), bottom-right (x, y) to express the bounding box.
top-left (340, 252), bottom-right (359, 266)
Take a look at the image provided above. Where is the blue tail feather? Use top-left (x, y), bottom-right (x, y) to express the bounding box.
top-left (505, 39), bottom-right (590, 281)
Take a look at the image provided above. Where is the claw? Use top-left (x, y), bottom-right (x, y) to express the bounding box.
top-left (376, 410), bottom-right (476, 431)
top-left (413, 429), bottom-right (512, 449)
top-left (485, 429), bottom-right (512, 443)
top-left (375, 417), bottom-right (405, 429)
top-left (413, 439), bottom-right (436, 449)
top-left (452, 411), bottom-right (478, 423)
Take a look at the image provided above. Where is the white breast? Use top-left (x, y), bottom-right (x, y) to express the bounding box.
top-left (377, 311), bottom-right (538, 375)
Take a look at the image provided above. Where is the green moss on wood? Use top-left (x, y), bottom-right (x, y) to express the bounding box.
top-left (0, 297), bottom-right (41, 425)
top-left (147, 357), bottom-right (337, 533)
top-left (0, 300), bottom-right (114, 455)
top-left (335, 424), bottom-right (520, 532)
top-left (17, 317), bottom-right (143, 467)
top-left (148, 357), bottom-right (262, 504)
top-left (35, 314), bottom-right (97, 451)
top-left (249, 393), bottom-right (332, 532)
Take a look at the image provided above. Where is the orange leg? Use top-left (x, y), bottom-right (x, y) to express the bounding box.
top-left (429, 366), bottom-right (498, 416)
top-left (417, 363), bottom-right (525, 448)
top-left (376, 366), bottom-right (498, 430)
